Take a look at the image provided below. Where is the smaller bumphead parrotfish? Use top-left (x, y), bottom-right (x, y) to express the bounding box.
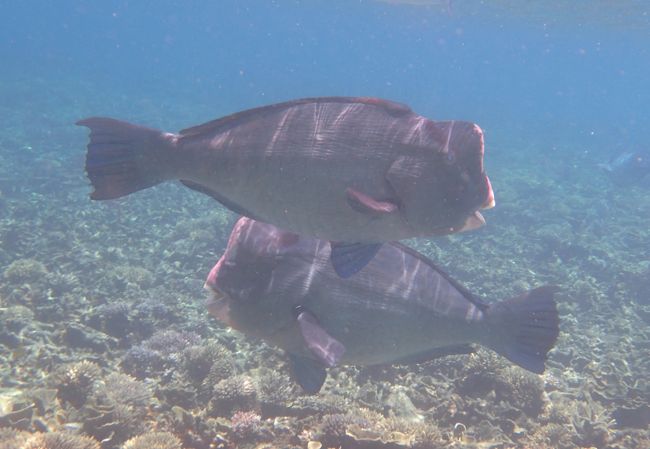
top-left (205, 218), bottom-right (560, 393)
top-left (78, 97), bottom-right (495, 277)
top-left (598, 151), bottom-right (650, 184)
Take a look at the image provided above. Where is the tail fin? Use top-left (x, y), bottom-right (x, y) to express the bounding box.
top-left (77, 117), bottom-right (177, 200)
top-left (486, 286), bottom-right (559, 374)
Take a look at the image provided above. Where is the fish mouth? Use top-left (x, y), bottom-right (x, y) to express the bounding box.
top-left (204, 281), bottom-right (235, 328)
top-left (457, 211), bottom-right (485, 233)
top-left (480, 176), bottom-right (495, 210)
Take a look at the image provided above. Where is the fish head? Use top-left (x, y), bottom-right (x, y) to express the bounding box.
top-left (204, 217), bottom-right (306, 338)
top-left (437, 122), bottom-right (494, 233)
top-left (393, 120), bottom-right (495, 234)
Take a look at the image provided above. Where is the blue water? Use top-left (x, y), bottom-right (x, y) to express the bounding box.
top-left (1, 1), bottom-right (649, 448)
top-left (3, 0), bottom-right (649, 151)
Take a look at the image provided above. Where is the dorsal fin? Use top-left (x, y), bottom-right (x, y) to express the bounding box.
top-left (389, 242), bottom-right (489, 311)
top-left (179, 97), bottom-right (413, 138)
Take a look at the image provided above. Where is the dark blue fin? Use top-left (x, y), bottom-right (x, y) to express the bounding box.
top-left (289, 354), bottom-right (327, 394)
top-left (180, 180), bottom-right (262, 220)
top-left (487, 286), bottom-right (560, 374)
top-left (390, 344), bottom-right (475, 366)
top-left (330, 242), bottom-right (382, 278)
top-left (296, 308), bottom-right (345, 367)
top-left (77, 117), bottom-right (173, 200)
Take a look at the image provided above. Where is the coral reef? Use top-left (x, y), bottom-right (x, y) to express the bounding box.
top-left (1, 76), bottom-right (648, 449)
top-left (210, 374), bottom-right (258, 416)
top-left (50, 361), bottom-right (102, 408)
top-left (0, 428), bottom-right (31, 449)
top-left (230, 410), bottom-right (264, 441)
top-left (21, 432), bottom-right (100, 449)
top-left (122, 431), bottom-right (181, 449)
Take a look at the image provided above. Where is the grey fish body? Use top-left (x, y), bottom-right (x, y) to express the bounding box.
top-left (79, 97), bottom-right (494, 244)
top-left (598, 151), bottom-right (650, 184)
top-left (207, 218), bottom-right (559, 392)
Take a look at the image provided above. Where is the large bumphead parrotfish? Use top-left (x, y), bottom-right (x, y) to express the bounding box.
top-left (78, 97), bottom-right (494, 277)
top-left (205, 217), bottom-right (559, 393)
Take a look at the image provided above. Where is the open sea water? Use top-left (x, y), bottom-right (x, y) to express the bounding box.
top-left (0, 1), bottom-right (649, 448)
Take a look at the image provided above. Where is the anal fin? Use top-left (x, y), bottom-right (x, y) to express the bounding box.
top-left (180, 179), bottom-right (261, 220)
top-left (391, 344), bottom-right (475, 366)
top-left (289, 354), bottom-right (327, 394)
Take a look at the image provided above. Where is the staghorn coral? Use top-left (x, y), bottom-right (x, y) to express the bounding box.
top-left (317, 408), bottom-right (377, 446)
top-left (1, 304), bottom-right (34, 332)
top-left (230, 410), bottom-right (263, 441)
top-left (3, 258), bottom-right (48, 284)
top-left (210, 374), bottom-right (258, 416)
top-left (456, 352), bottom-right (546, 418)
top-left (200, 355), bottom-right (237, 396)
top-left (140, 330), bottom-right (201, 356)
top-left (121, 345), bottom-right (164, 378)
top-left (499, 367), bottom-right (545, 417)
top-left (315, 406), bottom-right (444, 448)
top-left (318, 413), bottom-right (353, 444)
top-left (90, 302), bottom-right (131, 339)
top-left (255, 368), bottom-right (296, 413)
top-left (122, 330), bottom-right (201, 378)
top-left (50, 361), bottom-right (102, 408)
top-left (97, 373), bottom-right (153, 411)
top-left (0, 428), bottom-right (30, 449)
top-left (288, 394), bottom-right (348, 416)
top-left (525, 422), bottom-right (576, 449)
top-left (81, 373), bottom-right (153, 447)
top-left (106, 265), bottom-right (154, 291)
top-left (156, 372), bottom-right (197, 409)
top-left (182, 341), bottom-right (233, 384)
top-left (122, 431), bottom-right (182, 449)
top-left (21, 432), bottom-right (100, 449)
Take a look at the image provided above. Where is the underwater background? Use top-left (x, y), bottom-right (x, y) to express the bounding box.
top-left (1, 1), bottom-right (649, 448)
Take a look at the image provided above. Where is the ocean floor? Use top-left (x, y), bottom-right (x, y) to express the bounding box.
top-left (0, 78), bottom-right (649, 449)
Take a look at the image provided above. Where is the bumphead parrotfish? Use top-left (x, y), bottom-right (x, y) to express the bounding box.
top-left (598, 151), bottom-right (650, 184)
top-left (78, 97), bottom-right (494, 277)
top-left (205, 217), bottom-right (559, 393)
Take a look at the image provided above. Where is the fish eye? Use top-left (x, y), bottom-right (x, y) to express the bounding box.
top-left (446, 152), bottom-right (455, 163)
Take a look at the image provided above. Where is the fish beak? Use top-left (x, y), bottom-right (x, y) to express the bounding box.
top-left (458, 211), bottom-right (485, 233)
top-left (204, 283), bottom-right (235, 328)
top-left (481, 176), bottom-right (495, 210)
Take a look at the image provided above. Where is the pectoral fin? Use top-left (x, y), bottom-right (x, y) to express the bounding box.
top-left (346, 188), bottom-right (398, 217)
top-left (295, 306), bottom-right (345, 367)
top-left (330, 242), bottom-right (382, 278)
top-left (289, 354), bottom-right (327, 394)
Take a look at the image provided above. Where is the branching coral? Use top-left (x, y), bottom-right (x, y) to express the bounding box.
top-left (122, 330), bottom-right (201, 378)
top-left (256, 368), bottom-right (296, 413)
top-left (230, 410), bottom-right (263, 441)
top-left (21, 432), bottom-right (100, 449)
top-left (182, 341), bottom-right (233, 384)
top-left (81, 373), bottom-right (154, 446)
top-left (210, 374), bottom-right (258, 416)
top-left (0, 428), bottom-right (30, 449)
top-left (3, 258), bottom-right (48, 284)
top-left (50, 361), bottom-right (102, 408)
top-left (122, 431), bottom-right (182, 449)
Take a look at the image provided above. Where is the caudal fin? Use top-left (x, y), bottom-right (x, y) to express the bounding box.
top-left (486, 286), bottom-right (560, 374)
top-left (77, 117), bottom-right (176, 200)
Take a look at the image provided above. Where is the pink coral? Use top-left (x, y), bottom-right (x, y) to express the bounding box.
top-left (230, 410), bottom-right (262, 439)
